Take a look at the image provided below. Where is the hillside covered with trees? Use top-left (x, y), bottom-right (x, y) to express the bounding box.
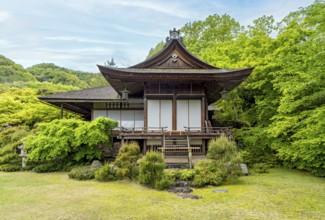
top-left (0, 1), bottom-right (324, 176)
top-left (0, 55), bottom-right (107, 171)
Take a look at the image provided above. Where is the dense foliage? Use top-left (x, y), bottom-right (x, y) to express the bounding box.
top-left (0, 55), bottom-right (36, 83)
top-left (113, 142), bottom-right (141, 180)
top-left (27, 63), bottom-right (106, 88)
top-left (0, 55), bottom-right (109, 171)
top-left (138, 152), bottom-right (166, 189)
top-left (148, 1), bottom-right (325, 176)
top-left (95, 164), bottom-right (118, 182)
top-left (24, 118), bottom-right (117, 164)
top-left (68, 166), bottom-right (98, 180)
top-left (192, 136), bottom-right (242, 187)
top-left (193, 160), bottom-right (225, 187)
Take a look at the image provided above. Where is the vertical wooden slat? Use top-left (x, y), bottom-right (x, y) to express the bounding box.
top-left (172, 93), bottom-right (176, 130)
top-left (144, 97), bottom-right (147, 130)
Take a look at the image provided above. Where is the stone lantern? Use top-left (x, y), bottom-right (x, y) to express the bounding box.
top-left (18, 144), bottom-right (27, 168)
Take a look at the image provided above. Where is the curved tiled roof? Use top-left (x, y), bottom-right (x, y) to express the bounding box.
top-left (40, 86), bottom-right (119, 101)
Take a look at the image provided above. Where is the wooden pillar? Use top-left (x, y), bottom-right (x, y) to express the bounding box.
top-left (144, 97), bottom-right (147, 130)
top-left (60, 103), bottom-right (64, 119)
top-left (201, 97), bottom-right (205, 129)
top-left (172, 93), bottom-right (177, 130)
top-left (202, 139), bottom-right (206, 154)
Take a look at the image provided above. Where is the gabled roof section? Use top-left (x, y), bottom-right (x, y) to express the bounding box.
top-left (131, 28), bottom-right (217, 69)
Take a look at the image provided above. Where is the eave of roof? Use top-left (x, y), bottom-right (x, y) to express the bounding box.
top-left (97, 65), bottom-right (253, 79)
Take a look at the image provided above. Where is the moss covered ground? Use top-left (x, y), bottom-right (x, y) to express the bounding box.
top-left (0, 168), bottom-right (324, 220)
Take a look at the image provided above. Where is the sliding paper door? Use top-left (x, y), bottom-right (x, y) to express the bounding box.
top-left (147, 99), bottom-right (172, 130)
top-left (177, 100), bottom-right (201, 130)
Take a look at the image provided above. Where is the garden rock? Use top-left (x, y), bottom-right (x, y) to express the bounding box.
top-left (175, 180), bottom-right (190, 187)
top-left (167, 186), bottom-right (193, 194)
top-left (91, 160), bottom-right (102, 169)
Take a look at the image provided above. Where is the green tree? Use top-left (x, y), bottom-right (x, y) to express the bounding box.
top-left (24, 117), bottom-right (117, 163)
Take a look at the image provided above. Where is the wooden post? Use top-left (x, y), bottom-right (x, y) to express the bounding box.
top-left (60, 103), bottom-right (64, 119)
top-left (201, 97), bottom-right (205, 131)
top-left (144, 97), bottom-right (147, 131)
top-left (162, 134), bottom-right (165, 159)
top-left (172, 94), bottom-right (177, 130)
top-left (187, 135), bottom-right (192, 169)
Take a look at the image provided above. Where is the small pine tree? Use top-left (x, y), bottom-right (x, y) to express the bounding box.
top-left (114, 142), bottom-right (141, 180)
top-left (207, 135), bottom-right (242, 180)
top-left (138, 152), bottom-right (166, 188)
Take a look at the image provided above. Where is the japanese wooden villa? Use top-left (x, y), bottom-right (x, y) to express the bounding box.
top-left (40, 29), bottom-right (253, 167)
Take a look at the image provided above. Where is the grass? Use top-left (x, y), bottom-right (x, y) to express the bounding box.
top-left (0, 169), bottom-right (324, 220)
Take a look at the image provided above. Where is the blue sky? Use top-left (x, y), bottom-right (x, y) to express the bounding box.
top-left (0, 0), bottom-right (314, 72)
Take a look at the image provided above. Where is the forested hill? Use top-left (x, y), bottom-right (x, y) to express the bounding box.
top-left (0, 55), bottom-right (108, 171)
top-left (148, 1), bottom-right (325, 176)
top-left (0, 55), bottom-right (106, 88)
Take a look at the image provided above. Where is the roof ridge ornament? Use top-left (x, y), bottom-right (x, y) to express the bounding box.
top-left (166, 28), bottom-right (183, 44)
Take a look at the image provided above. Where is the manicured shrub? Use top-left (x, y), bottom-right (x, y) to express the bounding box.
top-left (192, 160), bottom-right (225, 187)
top-left (114, 142), bottom-right (141, 180)
top-left (179, 169), bottom-right (195, 181)
top-left (207, 135), bottom-right (242, 180)
top-left (138, 152), bottom-right (166, 189)
top-left (207, 135), bottom-right (241, 162)
top-left (252, 163), bottom-right (269, 173)
top-left (164, 169), bottom-right (180, 179)
top-left (95, 163), bottom-right (118, 182)
top-left (155, 170), bottom-right (175, 190)
top-left (0, 164), bottom-right (21, 172)
top-left (68, 166), bottom-right (97, 180)
top-left (33, 162), bottom-right (64, 173)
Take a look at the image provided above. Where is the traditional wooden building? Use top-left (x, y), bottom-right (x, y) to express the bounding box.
top-left (40, 29), bottom-right (253, 167)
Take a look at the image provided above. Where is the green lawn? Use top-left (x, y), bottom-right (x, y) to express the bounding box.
top-left (0, 169), bottom-right (324, 220)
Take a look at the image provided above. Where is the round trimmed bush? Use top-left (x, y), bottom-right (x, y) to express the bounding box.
top-left (192, 160), bottom-right (225, 187)
top-left (68, 166), bottom-right (96, 181)
top-left (95, 163), bottom-right (118, 182)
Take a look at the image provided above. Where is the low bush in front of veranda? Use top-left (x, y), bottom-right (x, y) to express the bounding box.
top-left (179, 169), bottom-right (195, 181)
top-left (206, 135), bottom-right (243, 181)
top-left (95, 163), bottom-right (119, 182)
top-left (113, 142), bottom-right (141, 180)
top-left (154, 170), bottom-right (176, 190)
top-left (138, 152), bottom-right (170, 190)
top-left (192, 160), bottom-right (226, 187)
top-left (162, 169), bottom-right (195, 182)
top-left (68, 166), bottom-right (99, 180)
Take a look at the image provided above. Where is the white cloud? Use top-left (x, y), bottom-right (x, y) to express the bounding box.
top-left (58, 0), bottom-right (193, 19)
top-left (0, 11), bottom-right (10, 23)
top-left (44, 36), bottom-right (133, 45)
top-left (0, 39), bottom-right (17, 48)
top-left (111, 25), bottom-right (165, 38)
top-left (104, 0), bottom-right (192, 19)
